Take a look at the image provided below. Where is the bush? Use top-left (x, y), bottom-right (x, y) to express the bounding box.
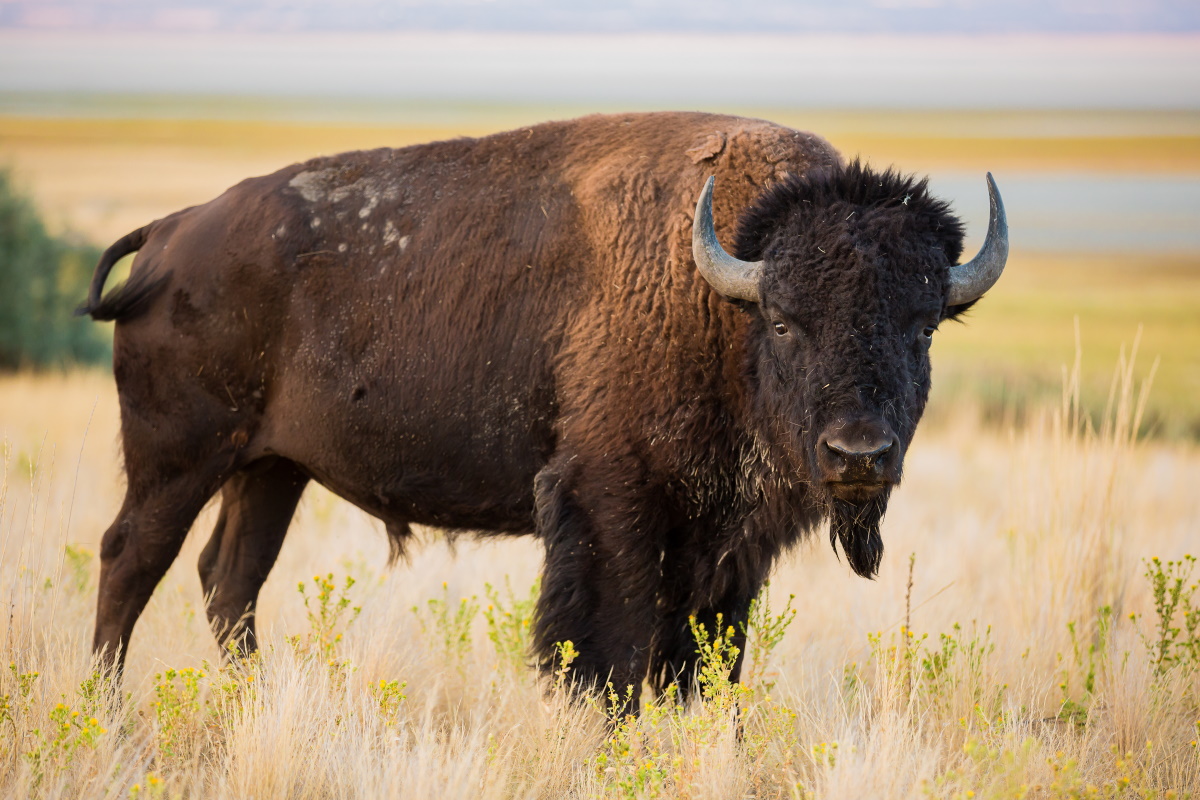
top-left (0, 169), bottom-right (109, 369)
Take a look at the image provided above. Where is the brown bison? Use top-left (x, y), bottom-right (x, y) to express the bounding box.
top-left (82, 112), bottom-right (1006, 705)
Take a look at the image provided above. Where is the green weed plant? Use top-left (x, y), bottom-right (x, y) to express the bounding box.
top-left (483, 576), bottom-right (539, 674)
top-left (295, 574), bottom-right (362, 661)
top-left (152, 666), bottom-right (204, 759)
top-left (1134, 555), bottom-right (1199, 679)
top-left (413, 581), bottom-right (479, 671)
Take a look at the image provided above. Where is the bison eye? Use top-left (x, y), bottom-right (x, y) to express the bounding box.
top-left (920, 324), bottom-right (937, 342)
top-left (773, 322), bottom-right (789, 336)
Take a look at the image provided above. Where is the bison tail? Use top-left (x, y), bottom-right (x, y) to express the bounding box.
top-left (76, 225), bottom-right (169, 322)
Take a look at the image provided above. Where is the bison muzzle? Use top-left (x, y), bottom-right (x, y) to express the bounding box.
top-left (80, 112), bottom-right (1007, 710)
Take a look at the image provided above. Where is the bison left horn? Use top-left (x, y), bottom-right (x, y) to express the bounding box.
top-left (692, 176), bottom-right (764, 303)
top-left (947, 173), bottom-right (1009, 306)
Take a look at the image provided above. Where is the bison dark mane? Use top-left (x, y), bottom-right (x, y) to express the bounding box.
top-left (734, 159), bottom-right (965, 266)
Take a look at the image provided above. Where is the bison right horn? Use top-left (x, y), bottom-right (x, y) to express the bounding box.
top-left (947, 173), bottom-right (1009, 306)
top-left (692, 176), bottom-right (764, 303)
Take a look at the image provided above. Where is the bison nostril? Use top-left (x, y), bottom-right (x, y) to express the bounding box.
top-left (825, 439), bottom-right (893, 461)
top-left (819, 427), bottom-right (900, 483)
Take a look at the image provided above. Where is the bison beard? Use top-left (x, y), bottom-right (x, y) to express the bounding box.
top-left (828, 492), bottom-right (889, 579)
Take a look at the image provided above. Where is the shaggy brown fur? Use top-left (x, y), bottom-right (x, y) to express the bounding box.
top-left (83, 112), bottom-right (978, 708)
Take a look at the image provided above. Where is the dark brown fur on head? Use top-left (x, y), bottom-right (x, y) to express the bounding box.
top-left (734, 160), bottom-right (967, 577)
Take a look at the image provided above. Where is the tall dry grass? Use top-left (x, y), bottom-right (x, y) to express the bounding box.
top-left (0, 353), bottom-right (1197, 798)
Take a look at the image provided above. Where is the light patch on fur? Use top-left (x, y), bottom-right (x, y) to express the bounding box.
top-left (288, 169), bottom-right (333, 203)
top-left (338, 243), bottom-right (348, 253)
top-left (289, 169), bottom-right (401, 212)
top-left (329, 177), bottom-right (400, 213)
top-left (736, 431), bottom-right (778, 503)
top-left (382, 220), bottom-right (409, 249)
top-left (274, 224), bottom-right (287, 238)
top-left (311, 217), bottom-right (321, 229)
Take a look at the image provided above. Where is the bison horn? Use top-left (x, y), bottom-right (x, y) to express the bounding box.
top-left (948, 173), bottom-right (1009, 306)
top-left (692, 176), bottom-right (764, 303)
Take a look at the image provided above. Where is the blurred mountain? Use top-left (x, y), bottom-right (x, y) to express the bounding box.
top-left (4, 0), bottom-right (1198, 35)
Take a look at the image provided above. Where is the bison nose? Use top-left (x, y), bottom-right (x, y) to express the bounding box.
top-left (816, 423), bottom-right (900, 484)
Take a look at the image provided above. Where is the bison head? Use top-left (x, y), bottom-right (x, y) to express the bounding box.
top-left (693, 162), bottom-right (1007, 578)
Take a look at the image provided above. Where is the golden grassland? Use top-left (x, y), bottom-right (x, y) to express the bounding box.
top-left (1, 104), bottom-right (1198, 797)
top-left (0, 356), bottom-right (1198, 798)
top-left (929, 252), bottom-right (1200, 439)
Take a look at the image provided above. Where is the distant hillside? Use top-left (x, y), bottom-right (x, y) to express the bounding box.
top-left (3, 0), bottom-right (1198, 35)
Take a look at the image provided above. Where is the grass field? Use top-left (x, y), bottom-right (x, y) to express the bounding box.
top-left (0, 363), bottom-right (1197, 798)
top-left (0, 105), bottom-right (1198, 796)
top-left (929, 252), bottom-right (1200, 439)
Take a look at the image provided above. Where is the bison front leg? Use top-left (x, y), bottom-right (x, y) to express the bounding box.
top-left (648, 575), bottom-right (758, 700)
top-left (531, 463), bottom-right (667, 716)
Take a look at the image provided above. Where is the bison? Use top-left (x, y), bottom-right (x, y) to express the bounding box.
top-left (81, 112), bottom-right (1006, 706)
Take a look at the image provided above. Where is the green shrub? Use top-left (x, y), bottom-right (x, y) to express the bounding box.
top-left (483, 576), bottom-right (539, 673)
top-left (0, 169), bottom-right (108, 369)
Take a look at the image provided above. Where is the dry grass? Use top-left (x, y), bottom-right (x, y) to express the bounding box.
top-left (928, 253), bottom-right (1200, 439)
top-left (1, 353), bottom-right (1197, 798)
top-left (1, 106), bottom-right (1198, 796)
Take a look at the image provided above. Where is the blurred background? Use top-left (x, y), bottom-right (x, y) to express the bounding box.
top-left (1, 0), bottom-right (1198, 437)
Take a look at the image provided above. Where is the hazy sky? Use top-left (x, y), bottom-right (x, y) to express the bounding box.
top-left (3, 2), bottom-right (1198, 110)
top-left (4, 4), bottom-right (1196, 256)
top-left (3, 0), bottom-right (1198, 34)
top-left (3, 31), bottom-right (1198, 110)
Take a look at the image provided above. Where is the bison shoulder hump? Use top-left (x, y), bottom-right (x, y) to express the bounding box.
top-left (727, 122), bottom-right (842, 182)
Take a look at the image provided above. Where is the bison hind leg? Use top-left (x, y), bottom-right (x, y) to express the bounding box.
top-left (94, 464), bottom-right (227, 676)
top-left (198, 457), bottom-right (308, 658)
